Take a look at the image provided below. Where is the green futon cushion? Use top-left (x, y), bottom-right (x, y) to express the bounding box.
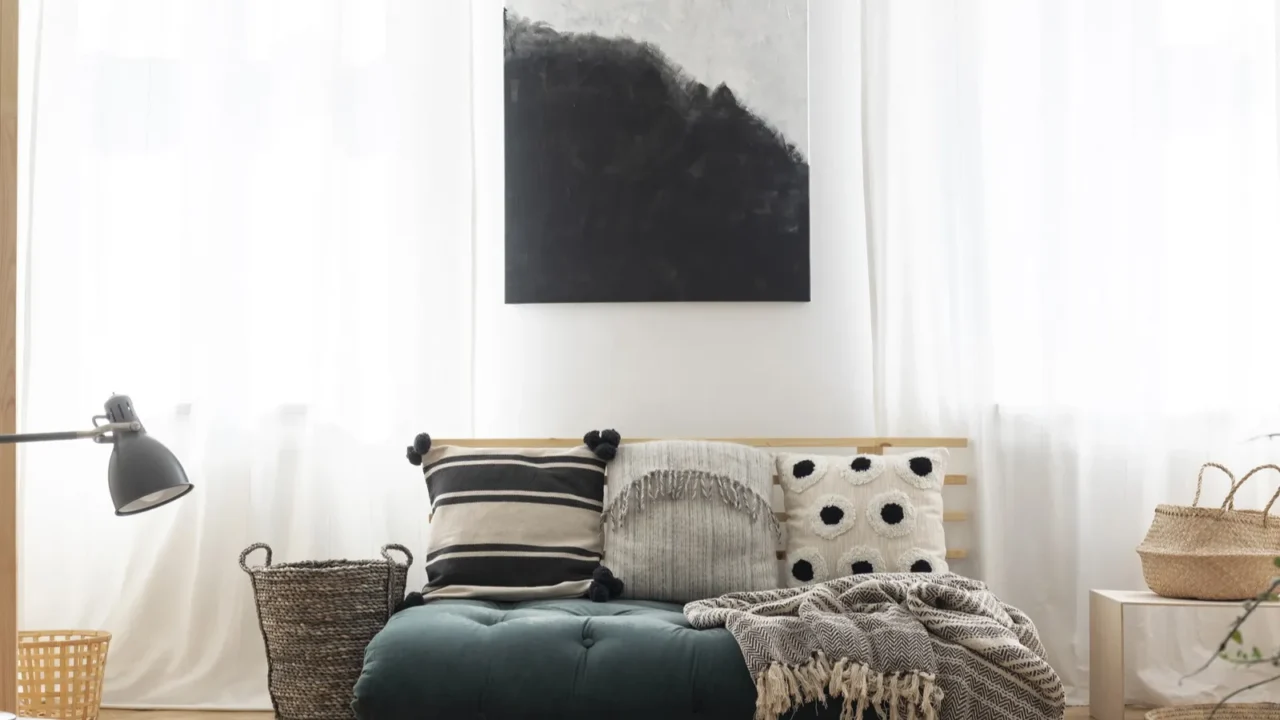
top-left (353, 598), bottom-right (872, 720)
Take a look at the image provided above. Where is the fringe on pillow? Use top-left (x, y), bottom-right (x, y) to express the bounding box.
top-left (601, 469), bottom-right (780, 538)
top-left (753, 652), bottom-right (943, 720)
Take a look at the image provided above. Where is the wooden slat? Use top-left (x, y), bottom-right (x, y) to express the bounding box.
top-left (776, 549), bottom-right (968, 560)
top-left (0, 0), bottom-right (17, 711)
top-left (774, 473), bottom-right (966, 486)
top-left (776, 510), bottom-right (969, 522)
top-left (432, 437), bottom-right (969, 449)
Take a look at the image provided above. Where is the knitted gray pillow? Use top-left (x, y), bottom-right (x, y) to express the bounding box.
top-left (601, 440), bottom-right (779, 603)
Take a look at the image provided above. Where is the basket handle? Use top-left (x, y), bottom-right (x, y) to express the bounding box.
top-left (239, 543), bottom-right (272, 573)
top-left (1222, 464), bottom-right (1280, 527)
top-left (1193, 462), bottom-right (1238, 509)
top-left (381, 543), bottom-right (413, 568)
top-left (381, 544), bottom-right (413, 620)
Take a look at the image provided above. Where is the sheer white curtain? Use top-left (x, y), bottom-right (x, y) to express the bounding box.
top-left (18, 0), bottom-right (1280, 711)
top-left (861, 0), bottom-right (1280, 705)
top-left (18, 0), bottom-right (473, 707)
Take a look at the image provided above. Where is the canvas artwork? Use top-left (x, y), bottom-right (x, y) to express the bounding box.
top-left (504, 0), bottom-right (810, 304)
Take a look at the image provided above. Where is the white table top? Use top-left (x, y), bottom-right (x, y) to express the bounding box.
top-left (1092, 588), bottom-right (1280, 607)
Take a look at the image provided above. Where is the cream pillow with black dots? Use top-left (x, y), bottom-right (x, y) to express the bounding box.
top-left (777, 449), bottom-right (949, 586)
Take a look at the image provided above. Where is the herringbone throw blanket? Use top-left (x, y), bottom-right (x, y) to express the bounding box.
top-left (685, 573), bottom-right (1064, 720)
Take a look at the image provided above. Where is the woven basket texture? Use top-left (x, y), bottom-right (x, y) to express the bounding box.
top-left (16, 630), bottom-right (111, 720)
top-left (240, 543), bottom-right (411, 720)
top-left (1138, 463), bottom-right (1280, 601)
top-left (1145, 703), bottom-right (1280, 720)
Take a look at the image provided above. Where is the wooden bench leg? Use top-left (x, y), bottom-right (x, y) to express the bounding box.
top-left (1090, 591), bottom-right (1125, 720)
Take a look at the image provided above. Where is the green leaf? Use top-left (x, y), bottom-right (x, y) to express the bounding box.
top-left (1273, 557), bottom-right (1280, 568)
top-left (1253, 647), bottom-right (1263, 659)
top-left (1232, 630), bottom-right (1244, 644)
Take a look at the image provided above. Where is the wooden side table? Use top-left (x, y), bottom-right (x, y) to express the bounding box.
top-left (1090, 589), bottom-right (1280, 720)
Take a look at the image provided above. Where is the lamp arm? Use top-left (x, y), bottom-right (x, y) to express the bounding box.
top-left (0, 421), bottom-right (141, 444)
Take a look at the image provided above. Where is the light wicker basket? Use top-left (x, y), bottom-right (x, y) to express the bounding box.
top-left (15, 630), bottom-right (112, 720)
top-left (1138, 463), bottom-right (1280, 601)
top-left (1146, 703), bottom-right (1280, 719)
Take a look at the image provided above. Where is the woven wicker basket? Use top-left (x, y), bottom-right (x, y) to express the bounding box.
top-left (1146, 703), bottom-right (1280, 719)
top-left (240, 543), bottom-right (412, 720)
top-left (15, 630), bottom-right (111, 720)
top-left (1138, 463), bottom-right (1280, 601)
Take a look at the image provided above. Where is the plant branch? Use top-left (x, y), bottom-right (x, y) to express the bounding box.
top-left (1216, 652), bottom-right (1280, 667)
top-left (1207, 671), bottom-right (1280, 718)
top-left (1184, 575), bottom-right (1280, 681)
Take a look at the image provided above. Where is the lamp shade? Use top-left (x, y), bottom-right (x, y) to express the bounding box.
top-left (108, 433), bottom-right (193, 515)
top-left (103, 395), bottom-right (193, 515)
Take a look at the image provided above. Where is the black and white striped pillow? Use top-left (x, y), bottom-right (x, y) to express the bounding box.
top-left (416, 444), bottom-right (607, 600)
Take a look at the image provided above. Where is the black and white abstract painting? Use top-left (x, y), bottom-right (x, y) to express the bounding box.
top-left (504, 0), bottom-right (809, 304)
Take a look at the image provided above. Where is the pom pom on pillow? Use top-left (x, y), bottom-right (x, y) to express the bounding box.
top-left (406, 432), bottom-right (432, 466)
top-left (587, 565), bottom-right (625, 602)
top-left (585, 428), bottom-right (621, 460)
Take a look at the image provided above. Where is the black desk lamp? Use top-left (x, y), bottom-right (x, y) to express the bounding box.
top-left (0, 394), bottom-right (193, 515)
top-left (0, 396), bottom-right (191, 720)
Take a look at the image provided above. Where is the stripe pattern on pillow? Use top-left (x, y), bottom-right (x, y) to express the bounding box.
top-left (420, 445), bottom-right (606, 600)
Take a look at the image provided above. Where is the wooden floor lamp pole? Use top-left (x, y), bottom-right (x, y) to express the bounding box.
top-left (0, 0), bottom-right (18, 712)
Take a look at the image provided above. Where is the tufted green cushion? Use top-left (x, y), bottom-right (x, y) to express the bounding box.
top-left (354, 598), bottom-right (874, 720)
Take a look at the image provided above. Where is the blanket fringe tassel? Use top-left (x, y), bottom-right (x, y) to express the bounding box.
top-left (753, 652), bottom-right (943, 720)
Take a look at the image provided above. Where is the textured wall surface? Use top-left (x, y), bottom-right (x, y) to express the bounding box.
top-left (505, 0), bottom-right (808, 156)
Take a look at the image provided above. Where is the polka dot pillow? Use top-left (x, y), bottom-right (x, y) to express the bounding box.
top-left (777, 449), bottom-right (949, 586)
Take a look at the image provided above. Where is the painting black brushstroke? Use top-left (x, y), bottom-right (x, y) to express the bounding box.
top-left (504, 6), bottom-right (809, 304)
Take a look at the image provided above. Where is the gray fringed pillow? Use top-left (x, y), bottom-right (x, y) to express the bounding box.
top-left (601, 440), bottom-right (779, 603)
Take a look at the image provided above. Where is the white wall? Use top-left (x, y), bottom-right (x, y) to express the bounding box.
top-left (470, 0), bottom-right (877, 438)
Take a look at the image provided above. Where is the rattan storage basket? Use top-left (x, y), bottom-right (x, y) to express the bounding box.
top-left (240, 543), bottom-right (412, 720)
top-left (1146, 703), bottom-right (1280, 719)
top-left (1138, 463), bottom-right (1280, 601)
top-left (16, 630), bottom-right (111, 720)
